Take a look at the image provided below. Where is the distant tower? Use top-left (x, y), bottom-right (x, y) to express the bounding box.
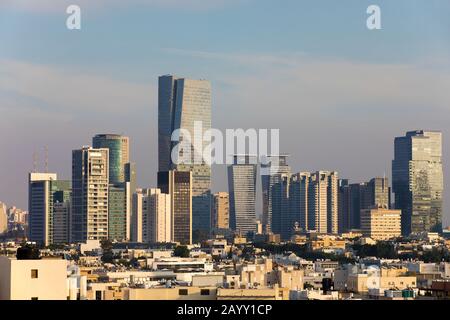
top-left (228, 155), bottom-right (257, 236)
top-left (71, 146), bottom-right (109, 242)
top-left (158, 75), bottom-right (212, 234)
top-left (392, 130), bottom-right (443, 235)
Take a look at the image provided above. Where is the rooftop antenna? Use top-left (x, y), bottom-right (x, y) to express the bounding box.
top-left (32, 151), bottom-right (38, 173)
top-left (44, 146), bottom-right (49, 173)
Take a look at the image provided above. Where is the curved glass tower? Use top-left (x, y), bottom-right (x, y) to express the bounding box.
top-left (93, 134), bottom-right (129, 184)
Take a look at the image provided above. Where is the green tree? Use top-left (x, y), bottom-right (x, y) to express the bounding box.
top-left (100, 239), bottom-right (114, 263)
top-left (174, 245), bottom-right (190, 258)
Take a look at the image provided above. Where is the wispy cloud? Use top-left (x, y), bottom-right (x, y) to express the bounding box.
top-left (0, 0), bottom-right (245, 13)
top-left (0, 59), bottom-right (153, 115)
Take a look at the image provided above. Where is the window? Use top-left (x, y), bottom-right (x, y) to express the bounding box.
top-left (31, 269), bottom-right (38, 279)
top-left (200, 289), bottom-right (210, 296)
top-left (95, 291), bottom-right (102, 300)
top-left (179, 289), bottom-right (188, 296)
top-left (31, 297), bottom-right (38, 300)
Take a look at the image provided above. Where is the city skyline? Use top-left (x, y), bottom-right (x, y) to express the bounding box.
top-left (0, 0), bottom-right (449, 226)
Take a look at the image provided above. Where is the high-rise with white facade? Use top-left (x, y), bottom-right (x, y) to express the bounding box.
top-left (148, 188), bottom-right (171, 243)
top-left (392, 130), bottom-right (443, 235)
top-left (71, 147), bottom-right (109, 242)
top-left (308, 171), bottom-right (338, 234)
top-left (158, 75), bottom-right (211, 234)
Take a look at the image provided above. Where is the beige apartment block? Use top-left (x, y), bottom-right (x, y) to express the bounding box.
top-left (217, 286), bottom-right (290, 300)
top-left (361, 206), bottom-right (401, 240)
top-left (124, 286), bottom-right (218, 300)
top-left (0, 256), bottom-right (68, 300)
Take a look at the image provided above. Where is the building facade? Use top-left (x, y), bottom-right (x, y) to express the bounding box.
top-left (360, 206), bottom-right (402, 240)
top-left (71, 147), bottom-right (109, 242)
top-left (261, 155), bottom-right (291, 233)
top-left (213, 192), bottom-right (229, 230)
top-left (158, 75), bottom-right (211, 234)
top-left (392, 130), bottom-right (443, 235)
top-left (148, 188), bottom-right (172, 243)
top-left (338, 177), bottom-right (390, 233)
top-left (158, 170), bottom-right (192, 244)
top-left (92, 134), bottom-right (129, 184)
top-left (228, 155), bottom-right (257, 236)
top-left (108, 182), bottom-right (131, 241)
top-left (28, 173), bottom-right (71, 246)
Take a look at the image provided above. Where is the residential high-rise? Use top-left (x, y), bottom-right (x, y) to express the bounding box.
top-left (131, 188), bottom-right (171, 243)
top-left (131, 189), bottom-right (148, 242)
top-left (261, 155), bottom-right (291, 233)
top-left (148, 188), bottom-right (171, 243)
top-left (228, 155), bottom-right (257, 236)
top-left (361, 206), bottom-right (401, 240)
top-left (28, 173), bottom-right (71, 246)
top-left (158, 170), bottom-right (192, 244)
top-left (93, 134), bottom-right (129, 184)
top-left (289, 172), bottom-right (311, 233)
top-left (213, 192), bottom-right (229, 230)
top-left (307, 171), bottom-right (338, 234)
top-left (392, 130), bottom-right (443, 235)
top-left (158, 75), bottom-right (212, 234)
top-left (71, 147), bottom-right (109, 242)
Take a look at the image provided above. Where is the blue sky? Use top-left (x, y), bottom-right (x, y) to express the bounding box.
top-left (1, 0), bottom-right (449, 224)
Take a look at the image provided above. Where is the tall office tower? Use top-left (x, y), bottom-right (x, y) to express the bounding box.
top-left (212, 192), bottom-right (229, 230)
top-left (28, 173), bottom-right (71, 246)
top-left (158, 75), bottom-right (212, 234)
top-left (52, 187), bottom-right (71, 244)
top-left (338, 179), bottom-right (350, 233)
top-left (228, 155), bottom-right (257, 236)
top-left (307, 171), bottom-right (338, 234)
top-left (148, 188), bottom-right (171, 243)
top-left (289, 172), bottom-right (311, 232)
top-left (271, 173), bottom-right (291, 240)
top-left (0, 202), bottom-right (7, 234)
top-left (367, 177), bottom-right (391, 208)
top-left (393, 130), bottom-right (443, 235)
top-left (360, 206), bottom-right (401, 240)
top-left (92, 134), bottom-right (129, 184)
top-left (108, 182), bottom-right (130, 241)
top-left (261, 155), bottom-right (291, 233)
top-left (71, 147), bottom-right (109, 243)
top-left (158, 170), bottom-right (192, 244)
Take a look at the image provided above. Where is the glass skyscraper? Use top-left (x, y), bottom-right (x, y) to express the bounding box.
top-left (261, 155), bottom-right (291, 234)
top-left (392, 130), bottom-right (443, 235)
top-left (28, 173), bottom-right (71, 246)
top-left (228, 155), bottom-right (257, 236)
top-left (158, 75), bottom-right (211, 234)
top-left (93, 134), bottom-right (129, 185)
